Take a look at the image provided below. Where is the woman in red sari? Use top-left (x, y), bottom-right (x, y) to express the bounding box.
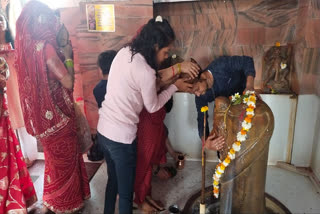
top-left (15, 1), bottom-right (90, 213)
top-left (135, 100), bottom-right (180, 212)
top-left (0, 57), bottom-right (37, 213)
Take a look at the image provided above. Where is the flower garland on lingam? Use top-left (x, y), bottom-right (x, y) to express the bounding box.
top-left (212, 91), bottom-right (257, 198)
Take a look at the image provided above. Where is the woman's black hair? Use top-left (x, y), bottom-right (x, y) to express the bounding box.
top-left (0, 8), bottom-right (14, 48)
top-left (129, 17), bottom-right (175, 71)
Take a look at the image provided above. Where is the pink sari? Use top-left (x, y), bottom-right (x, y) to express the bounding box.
top-left (15, 2), bottom-right (90, 213)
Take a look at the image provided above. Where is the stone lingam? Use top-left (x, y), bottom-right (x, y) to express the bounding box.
top-left (183, 97), bottom-right (291, 214)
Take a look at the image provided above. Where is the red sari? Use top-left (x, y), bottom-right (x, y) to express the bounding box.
top-left (134, 107), bottom-right (168, 205)
top-left (0, 67), bottom-right (37, 213)
top-left (15, 2), bottom-right (90, 213)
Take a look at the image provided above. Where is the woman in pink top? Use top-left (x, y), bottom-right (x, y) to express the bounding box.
top-left (97, 16), bottom-right (196, 214)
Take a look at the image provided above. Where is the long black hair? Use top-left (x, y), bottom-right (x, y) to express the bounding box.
top-left (129, 16), bottom-right (175, 71)
top-left (0, 11), bottom-right (14, 48)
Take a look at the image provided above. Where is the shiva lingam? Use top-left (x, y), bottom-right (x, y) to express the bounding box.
top-left (183, 96), bottom-right (291, 214)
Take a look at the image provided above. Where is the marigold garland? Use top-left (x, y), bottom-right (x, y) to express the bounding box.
top-left (213, 90), bottom-right (257, 198)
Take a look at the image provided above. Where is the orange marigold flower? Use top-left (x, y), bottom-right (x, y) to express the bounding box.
top-left (245, 117), bottom-right (252, 123)
top-left (235, 141), bottom-right (241, 146)
top-left (214, 189), bottom-right (219, 194)
top-left (248, 105), bottom-right (255, 109)
top-left (241, 129), bottom-right (247, 135)
top-left (230, 148), bottom-right (235, 154)
top-left (247, 114), bottom-right (253, 119)
top-left (225, 157), bottom-right (231, 163)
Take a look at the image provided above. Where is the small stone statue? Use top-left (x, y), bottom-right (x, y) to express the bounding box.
top-left (262, 43), bottom-right (293, 94)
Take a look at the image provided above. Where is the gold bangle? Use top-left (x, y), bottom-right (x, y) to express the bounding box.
top-left (177, 63), bottom-right (181, 73)
top-left (64, 59), bottom-right (74, 68)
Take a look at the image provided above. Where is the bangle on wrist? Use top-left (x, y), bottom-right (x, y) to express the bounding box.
top-left (64, 59), bottom-right (74, 68)
top-left (171, 65), bottom-right (175, 77)
top-left (177, 63), bottom-right (181, 74)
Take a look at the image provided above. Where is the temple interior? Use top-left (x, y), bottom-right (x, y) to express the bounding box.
top-left (1, 0), bottom-right (320, 213)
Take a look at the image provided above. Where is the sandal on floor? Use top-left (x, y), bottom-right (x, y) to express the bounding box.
top-left (153, 166), bottom-right (177, 179)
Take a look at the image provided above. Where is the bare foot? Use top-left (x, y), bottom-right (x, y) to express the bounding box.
top-left (138, 200), bottom-right (157, 213)
top-left (153, 165), bottom-right (171, 180)
top-left (39, 206), bottom-right (54, 214)
top-left (24, 158), bottom-right (35, 168)
top-left (145, 196), bottom-right (165, 211)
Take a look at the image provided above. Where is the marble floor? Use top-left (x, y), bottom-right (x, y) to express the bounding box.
top-left (28, 159), bottom-right (320, 214)
top-left (82, 160), bottom-right (320, 214)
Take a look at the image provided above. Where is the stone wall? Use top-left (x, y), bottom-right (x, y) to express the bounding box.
top-left (60, 0), bottom-right (153, 132)
top-left (57, 0), bottom-right (319, 132)
top-left (154, 0), bottom-right (320, 94)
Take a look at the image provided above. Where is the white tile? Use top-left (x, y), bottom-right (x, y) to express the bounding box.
top-left (266, 166), bottom-right (320, 213)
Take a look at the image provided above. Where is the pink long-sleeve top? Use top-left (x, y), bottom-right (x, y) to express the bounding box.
top-left (97, 47), bottom-right (177, 144)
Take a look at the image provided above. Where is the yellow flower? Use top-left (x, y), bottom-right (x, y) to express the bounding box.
top-left (242, 127), bottom-right (249, 131)
top-left (216, 170), bottom-right (222, 175)
top-left (275, 42), bottom-right (280, 47)
top-left (220, 164), bottom-right (225, 171)
top-left (230, 148), bottom-right (235, 154)
top-left (235, 141), bottom-right (241, 146)
top-left (214, 180), bottom-right (219, 186)
top-left (249, 96), bottom-right (256, 102)
top-left (201, 106), bottom-right (209, 112)
top-left (246, 107), bottom-right (254, 112)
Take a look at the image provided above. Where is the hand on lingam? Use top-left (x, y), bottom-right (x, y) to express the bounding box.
top-left (204, 133), bottom-right (225, 151)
